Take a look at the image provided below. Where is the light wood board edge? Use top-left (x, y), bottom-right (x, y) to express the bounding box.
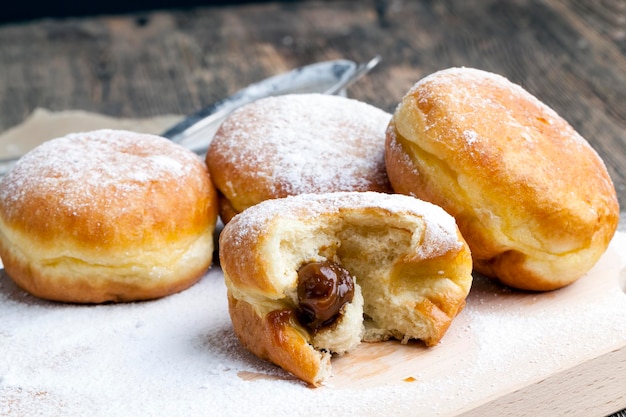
top-left (455, 343), bottom-right (626, 417)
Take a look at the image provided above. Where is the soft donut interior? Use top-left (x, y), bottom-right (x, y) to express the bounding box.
top-left (263, 207), bottom-right (469, 351)
top-left (222, 193), bottom-right (473, 386)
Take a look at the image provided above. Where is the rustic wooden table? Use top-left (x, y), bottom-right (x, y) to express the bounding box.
top-left (0, 1), bottom-right (624, 415)
top-left (0, 0), bottom-right (625, 214)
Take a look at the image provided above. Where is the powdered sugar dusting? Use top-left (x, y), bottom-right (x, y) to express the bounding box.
top-left (0, 267), bottom-right (418, 417)
top-left (462, 129), bottom-right (478, 145)
top-left (209, 94), bottom-right (392, 196)
top-left (409, 67), bottom-right (590, 149)
top-left (0, 129), bottom-right (203, 220)
top-left (396, 67), bottom-right (616, 222)
top-left (1, 233), bottom-right (624, 416)
top-left (224, 191), bottom-right (463, 257)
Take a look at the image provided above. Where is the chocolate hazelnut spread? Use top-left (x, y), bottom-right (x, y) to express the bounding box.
top-left (296, 260), bottom-right (355, 332)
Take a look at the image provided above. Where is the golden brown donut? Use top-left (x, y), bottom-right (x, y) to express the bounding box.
top-left (0, 129), bottom-right (219, 303)
top-left (219, 191), bottom-right (473, 386)
top-left (206, 93), bottom-right (392, 224)
top-left (385, 67), bottom-right (619, 291)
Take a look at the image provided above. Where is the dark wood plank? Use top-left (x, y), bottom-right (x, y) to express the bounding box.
top-left (0, 0), bottom-right (624, 209)
top-left (0, 2), bottom-right (625, 415)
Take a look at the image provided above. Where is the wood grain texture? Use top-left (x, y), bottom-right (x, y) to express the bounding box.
top-left (458, 346), bottom-right (626, 417)
top-left (0, 0), bottom-right (624, 209)
top-left (0, 5), bottom-right (625, 414)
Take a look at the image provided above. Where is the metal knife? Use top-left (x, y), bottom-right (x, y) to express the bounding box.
top-left (161, 56), bottom-right (381, 155)
top-left (0, 57), bottom-right (379, 177)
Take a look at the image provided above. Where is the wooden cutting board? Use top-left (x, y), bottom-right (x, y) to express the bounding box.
top-left (329, 231), bottom-right (626, 416)
top-left (1, 232), bottom-right (625, 417)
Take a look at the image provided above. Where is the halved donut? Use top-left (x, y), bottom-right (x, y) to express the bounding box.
top-left (219, 191), bottom-right (472, 386)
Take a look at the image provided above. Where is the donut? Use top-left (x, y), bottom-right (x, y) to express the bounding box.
top-left (0, 129), bottom-right (219, 303)
top-left (385, 67), bottom-right (619, 291)
top-left (205, 93), bottom-right (393, 224)
top-left (219, 191), bottom-right (473, 386)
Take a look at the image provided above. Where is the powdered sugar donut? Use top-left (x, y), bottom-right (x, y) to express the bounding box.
top-left (0, 129), bottom-right (219, 303)
top-left (220, 191), bottom-right (473, 386)
top-left (206, 94), bottom-right (392, 223)
top-left (385, 67), bottom-right (619, 291)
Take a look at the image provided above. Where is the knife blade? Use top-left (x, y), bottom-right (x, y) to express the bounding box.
top-left (161, 56), bottom-right (380, 155)
top-left (0, 57), bottom-right (380, 177)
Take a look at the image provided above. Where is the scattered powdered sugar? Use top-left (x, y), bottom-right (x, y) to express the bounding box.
top-left (0, 129), bottom-right (203, 219)
top-left (396, 67), bottom-right (615, 218)
top-left (407, 66), bottom-right (591, 149)
top-left (385, 123), bottom-right (423, 180)
top-left (0, 267), bottom-right (419, 417)
top-left (462, 129), bottom-right (478, 145)
top-left (224, 191), bottom-right (463, 256)
top-left (1, 231), bottom-right (625, 416)
top-left (210, 94), bottom-right (392, 195)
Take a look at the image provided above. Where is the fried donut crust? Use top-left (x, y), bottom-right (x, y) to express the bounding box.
top-left (206, 93), bottom-right (392, 223)
top-left (0, 129), bottom-right (219, 303)
top-left (385, 67), bottom-right (619, 291)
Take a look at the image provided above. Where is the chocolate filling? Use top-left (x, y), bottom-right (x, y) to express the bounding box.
top-left (296, 260), bottom-right (355, 332)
